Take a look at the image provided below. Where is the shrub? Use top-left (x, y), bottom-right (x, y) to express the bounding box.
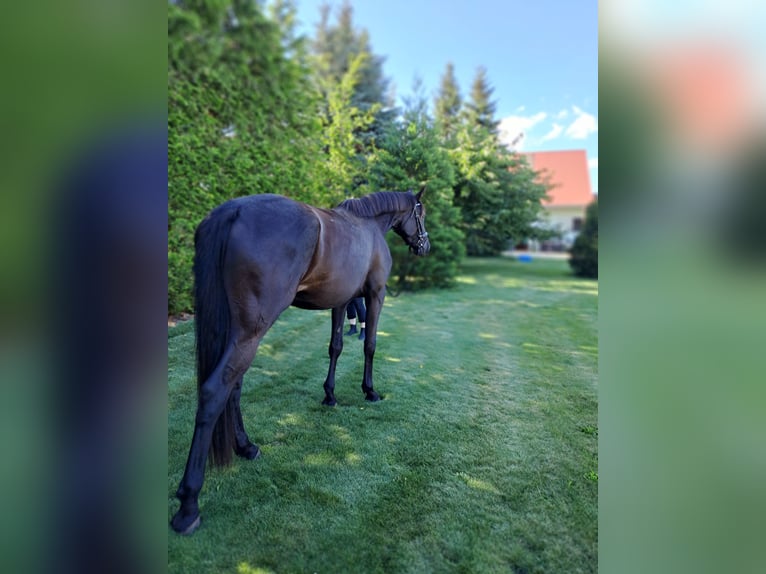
top-left (569, 199), bottom-right (598, 278)
top-left (368, 110), bottom-right (465, 291)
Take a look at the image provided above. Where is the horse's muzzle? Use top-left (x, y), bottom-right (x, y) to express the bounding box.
top-left (411, 236), bottom-right (430, 256)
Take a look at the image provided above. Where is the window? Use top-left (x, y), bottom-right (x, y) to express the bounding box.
top-left (572, 217), bottom-right (583, 231)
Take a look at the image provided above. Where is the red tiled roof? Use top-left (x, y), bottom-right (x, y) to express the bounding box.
top-left (522, 150), bottom-right (594, 207)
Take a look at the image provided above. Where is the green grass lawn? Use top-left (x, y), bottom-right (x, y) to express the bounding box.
top-left (168, 257), bottom-right (598, 573)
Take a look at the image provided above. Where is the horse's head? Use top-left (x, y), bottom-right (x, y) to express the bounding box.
top-left (395, 188), bottom-right (431, 256)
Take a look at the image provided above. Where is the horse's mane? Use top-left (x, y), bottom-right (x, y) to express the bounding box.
top-left (336, 191), bottom-right (413, 218)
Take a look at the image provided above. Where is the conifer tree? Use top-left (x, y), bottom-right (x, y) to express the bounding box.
top-left (465, 66), bottom-right (500, 137)
top-left (318, 51), bottom-right (380, 205)
top-left (434, 62), bottom-right (462, 145)
top-left (569, 199), bottom-right (598, 278)
top-left (450, 66), bottom-right (549, 255)
top-left (311, 3), bottom-right (392, 121)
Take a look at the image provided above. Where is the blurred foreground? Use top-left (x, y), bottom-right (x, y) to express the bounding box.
top-left (0, 3), bottom-right (166, 574)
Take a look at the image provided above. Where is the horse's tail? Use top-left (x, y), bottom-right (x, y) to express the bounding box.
top-left (193, 202), bottom-right (241, 467)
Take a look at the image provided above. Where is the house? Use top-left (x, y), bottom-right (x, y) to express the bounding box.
top-left (522, 149), bottom-right (596, 251)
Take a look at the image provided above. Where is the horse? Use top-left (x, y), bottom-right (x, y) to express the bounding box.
top-left (171, 188), bottom-right (430, 534)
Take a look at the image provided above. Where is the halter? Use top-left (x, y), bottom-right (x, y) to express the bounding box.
top-left (411, 202), bottom-right (428, 251)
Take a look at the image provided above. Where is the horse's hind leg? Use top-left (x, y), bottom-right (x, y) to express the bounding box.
top-left (322, 305), bottom-right (347, 406)
top-left (231, 374), bottom-right (260, 460)
top-left (171, 331), bottom-right (261, 534)
top-left (361, 291), bottom-right (384, 401)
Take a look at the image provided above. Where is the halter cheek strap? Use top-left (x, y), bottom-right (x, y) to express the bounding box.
top-left (413, 203), bottom-right (428, 250)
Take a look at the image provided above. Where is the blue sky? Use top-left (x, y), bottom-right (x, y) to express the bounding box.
top-left (294, 0), bottom-right (599, 193)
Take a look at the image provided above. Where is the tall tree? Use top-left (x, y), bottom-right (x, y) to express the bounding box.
top-left (312, 2), bottom-right (391, 113)
top-left (434, 61), bottom-right (462, 145)
top-left (450, 67), bottom-right (549, 255)
top-left (465, 66), bottom-right (500, 137)
top-left (311, 1), bottom-right (395, 190)
top-left (318, 51), bottom-right (380, 205)
top-left (569, 199), bottom-right (598, 278)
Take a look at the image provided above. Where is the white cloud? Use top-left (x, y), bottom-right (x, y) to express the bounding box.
top-left (541, 123), bottom-right (564, 142)
top-left (588, 157), bottom-right (598, 169)
top-left (498, 112), bottom-right (547, 149)
top-left (555, 109), bottom-right (569, 120)
top-left (565, 106), bottom-right (598, 139)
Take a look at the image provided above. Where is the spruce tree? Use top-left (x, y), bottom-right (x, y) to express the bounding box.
top-left (465, 66), bottom-right (500, 137)
top-left (318, 51), bottom-right (380, 205)
top-left (434, 62), bottom-right (462, 145)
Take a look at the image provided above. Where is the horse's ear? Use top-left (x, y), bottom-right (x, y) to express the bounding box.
top-left (416, 185), bottom-right (426, 201)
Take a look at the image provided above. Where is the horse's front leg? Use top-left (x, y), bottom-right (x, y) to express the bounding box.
top-left (361, 290), bottom-right (384, 401)
top-left (322, 305), bottom-right (347, 406)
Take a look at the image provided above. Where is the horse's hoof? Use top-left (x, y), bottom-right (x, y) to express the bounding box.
top-left (322, 397), bottom-right (337, 406)
top-left (235, 442), bottom-right (261, 460)
top-left (171, 511), bottom-right (201, 535)
top-left (365, 391), bottom-right (381, 402)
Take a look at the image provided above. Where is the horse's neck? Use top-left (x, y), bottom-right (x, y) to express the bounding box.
top-left (335, 197), bottom-right (406, 236)
top-left (337, 207), bottom-right (398, 235)
top-left (372, 211), bottom-right (400, 235)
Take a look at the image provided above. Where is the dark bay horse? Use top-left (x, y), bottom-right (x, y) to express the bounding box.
top-left (171, 189), bottom-right (430, 534)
